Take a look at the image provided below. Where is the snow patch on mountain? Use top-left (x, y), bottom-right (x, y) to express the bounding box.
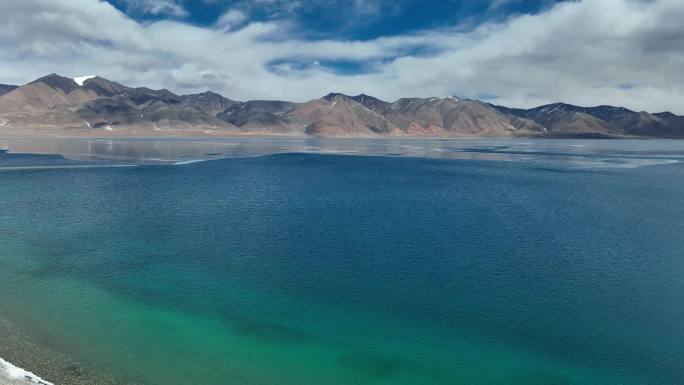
top-left (73, 75), bottom-right (96, 86)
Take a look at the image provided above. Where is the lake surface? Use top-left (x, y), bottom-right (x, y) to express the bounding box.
top-left (0, 138), bottom-right (683, 385)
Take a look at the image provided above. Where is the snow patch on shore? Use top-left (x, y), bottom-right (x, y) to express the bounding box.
top-left (0, 357), bottom-right (54, 385)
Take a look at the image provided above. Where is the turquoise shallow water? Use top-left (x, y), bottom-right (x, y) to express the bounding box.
top-left (1, 141), bottom-right (684, 385)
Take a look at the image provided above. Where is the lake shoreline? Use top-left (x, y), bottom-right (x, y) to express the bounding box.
top-left (0, 356), bottom-right (54, 385)
top-left (0, 316), bottom-right (125, 385)
top-left (2, 136), bottom-right (682, 171)
top-left (0, 126), bottom-right (646, 140)
top-left (0, 316), bottom-right (57, 385)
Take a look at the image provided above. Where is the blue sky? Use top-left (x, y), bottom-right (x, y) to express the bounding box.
top-left (106, 0), bottom-right (564, 40)
top-left (1, 0), bottom-right (683, 113)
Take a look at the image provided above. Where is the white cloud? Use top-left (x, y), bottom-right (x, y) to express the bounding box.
top-left (0, 0), bottom-right (683, 113)
top-left (351, 0), bottom-right (384, 15)
top-left (215, 10), bottom-right (248, 31)
top-left (119, 0), bottom-right (187, 17)
top-left (488, 0), bottom-right (516, 10)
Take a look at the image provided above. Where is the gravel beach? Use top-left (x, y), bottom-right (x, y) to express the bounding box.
top-left (0, 316), bottom-right (131, 385)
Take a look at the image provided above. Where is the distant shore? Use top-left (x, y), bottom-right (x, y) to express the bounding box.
top-left (0, 126), bottom-right (642, 140)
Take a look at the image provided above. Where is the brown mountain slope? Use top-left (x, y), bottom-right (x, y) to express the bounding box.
top-left (180, 91), bottom-right (238, 115)
top-left (0, 75), bottom-right (236, 130)
top-left (652, 112), bottom-right (684, 137)
top-left (491, 102), bottom-right (684, 138)
top-left (218, 100), bottom-right (300, 133)
top-left (285, 93), bottom-right (401, 136)
top-left (223, 111), bottom-right (294, 132)
top-left (0, 74), bottom-right (98, 125)
top-left (388, 97), bottom-right (545, 136)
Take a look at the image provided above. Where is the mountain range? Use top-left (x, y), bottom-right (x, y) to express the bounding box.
top-left (0, 73), bottom-right (682, 138)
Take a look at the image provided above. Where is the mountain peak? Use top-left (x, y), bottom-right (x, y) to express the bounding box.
top-left (197, 91), bottom-right (222, 97)
top-left (322, 92), bottom-right (350, 101)
top-left (531, 102), bottom-right (578, 115)
top-left (36, 73), bottom-right (61, 80)
top-left (180, 91), bottom-right (236, 111)
top-left (350, 94), bottom-right (391, 114)
top-left (30, 73), bottom-right (80, 94)
top-left (185, 91), bottom-right (233, 102)
top-left (81, 76), bottom-right (129, 96)
top-left (353, 93), bottom-right (373, 100)
top-left (351, 93), bottom-right (384, 104)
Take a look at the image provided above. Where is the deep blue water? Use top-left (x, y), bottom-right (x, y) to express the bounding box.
top-left (1, 146), bottom-right (684, 385)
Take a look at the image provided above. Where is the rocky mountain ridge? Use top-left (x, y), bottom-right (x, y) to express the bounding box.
top-left (0, 74), bottom-right (682, 138)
